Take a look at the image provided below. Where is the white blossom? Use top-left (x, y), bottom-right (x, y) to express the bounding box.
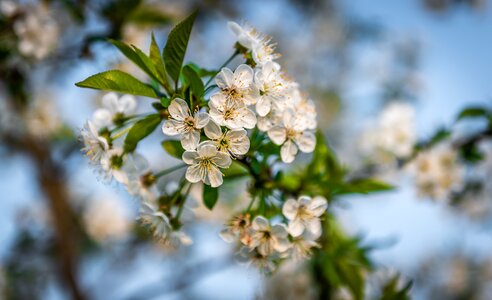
top-left (182, 142), bottom-right (232, 187)
top-left (362, 102), bottom-right (416, 162)
top-left (213, 64), bottom-right (257, 106)
top-left (209, 93), bottom-right (257, 129)
top-left (219, 213), bottom-right (252, 245)
top-left (228, 21), bottom-right (280, 65)
top-left (282, 196), bottom-right (327, 237)
top-left (138, 202), bottom-right (173, 241)
top-left (13, 4), bottom-right (59, 60)
top-left (235, 246), bottom-right (277, 274)
top-left (81, 121), bottom-right (108, 162)
top-left (268, 109), bottom-right (316, 163)
top-left (203, 120), bottom-right (250, 157)
top-left (410, 143), bottom-right (463, 200)
top-left (93, 93), bottom-right (137, 129)
top-left (289, 233), bottom-right (321, 260)
top-left (162, 98), bottom-right (209, 150)
top-left (83, 195), bottom-right (132, 243)
top-left (228, 21), bottom-right (266, 50)
top-left (254, 62), bottom-right (288, 117)
top-left (249, 216), bottom-right (290, 256)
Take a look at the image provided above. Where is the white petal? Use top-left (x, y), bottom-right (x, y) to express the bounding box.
top-left (274, 237), bottom-right (291, 253)
top-left (102, 92), bottom-right (119, 113)
top-left (207, 165), bottom-right (223, 187)
top-left (92, 109), bottom-right (112, 129)
top-left (282, 199), bottom-right (299, 220)
top-left (281, 140), bottom-right (298, 163)
top-left (162, 119), bottom-right (182, 135)
top-left (256, 96), bottom-right (271, 117)
top-left (268, 126), bottom-right (287, 145)
top-left (288, 219), bottom-right (305, 237)
top-left (212, 152), bottom-right (232, 168)
top-left (296, 131), bottom-right (316, 153)
top-left (194, 112), bottom-right (209, 129)
top-left (227, 21), bottom-right (243, 36)
top-left (233, 64), bottom-right (254, 89)
top-left (219, 228), bottom-right (236, 243)
top-left (198, 143), bottom-right (218, 158)
top-left (308, 196), bottom-right (328, 217)
top-left (252, 216), bottom-right (270, 231)
top-left (204, 120), bottom-right (222, 139)
top-left (119, 94), bottom-right (137, 114)
top-left (227, 130), bottom-right (250, 155)
top-left (182, 151), bottom-right (199, 164)
top-left (210, 92), bottom-right (227, 107)
top-left (215, 68), bottom-right (234, 89)
top-left (305, 219), bottom-right (322, 237)
top-left (271, 224), bottom-right (288, 238)
top-left (283, 109), bottom-right (296, 126)
top-left (181, 131), bottom-right (200, 151)
top-left (168, 98), bottom-right (190, 121)
top-left (236, 107), bottom-right (257, 129)
top-left (185, 164), bottom-right (205, 183)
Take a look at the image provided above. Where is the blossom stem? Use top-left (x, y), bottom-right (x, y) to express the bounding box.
top-left (111, 125), bottom-right (132, 139)
top-left (154, 163), bottom-right (187, 178)
top-left (205, 50), bottom-right (240, 88)
top-left (246, 195), bottom-right (257, 212)
top-left (176, 182), bottom-right (192, 219)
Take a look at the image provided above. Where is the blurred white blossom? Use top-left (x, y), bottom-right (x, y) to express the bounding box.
top-left (410, 143), bottom-right (463, 200)
top-left (362, 102), bottom-right (416, 163)
top-left (13, 3), bottom-right (59, 60)
top-left (83, 195), bottom-right (132, 243)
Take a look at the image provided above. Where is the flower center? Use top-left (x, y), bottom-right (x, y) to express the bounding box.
top-left (286, 128), bottom-right (298, 139)
top-left (223, 109), bottom-right (234, 120)
top-left (200, 157), bottom-right (213, 170)
top-left (184, 117), bottom-right (195, 130)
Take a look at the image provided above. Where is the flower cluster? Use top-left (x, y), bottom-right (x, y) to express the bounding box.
top-left (160, 22), bottom-right (317, 187)
top-left (410, 143), bottom-right (464, 200)
top-left (1, 1), bottom-right (60, 60)
top-left (81, 92), bottom-right (193, 248)
top-left (361, 102), bottom-right (416, 164)
top-left (221, 195), bottom-right (327, 273)
top-left (79, 19), bottom-right (324, 269)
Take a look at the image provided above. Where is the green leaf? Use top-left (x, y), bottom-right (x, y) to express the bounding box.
top-left (149, 34), bottom-right (168, 85)
top-left (109, 40), bottom-right (162, 85)
top-left (160, 97), bottom-right (171, 107)
top-left (338, 178), bottom-right (393, 195)
top-left (163, 10), bottom-right (197, 87)
top-left (75, 70), bottom-right (158, 98)
top-left (203, 184), bottom-right (218, 210)
top-left (124, 114), bottom-right (162, 152)
top-left (183, 65), bottom-right (204, 97)
top-left (457, 107), bottom-right (489, 121)
top-left (128, 6), bottom-right (172, 25)
top-left (161, 140), bottom-right (184, 159)
top-left (222, 161), bottom-right (250, 180)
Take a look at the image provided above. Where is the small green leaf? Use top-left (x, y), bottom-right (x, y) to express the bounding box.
top-left (338, 178), bottom-right (393, 195)
top-left (150, 33), bottom-right (168, 85)
top-left (128, 6), bottom-right (172, 25)
top-left (203, 184), bottom-right (218, 210)
top-left (457, 107), bottom-right (489, 121)
top-left (75, 70), bottom-right (158, 98)
top-left (161, 140), bottom-right (184, 158)
top-left (222, 161), bottom-right (250, 180)
top-left (183, 65), bottom-right (204, 97)
top-left (163, 10), bottom-right (197, 87)
top-left (160, 97), bottom-right (171, 107)
top-left (124, 114), bottom-right (161, 152)
top-left (109, 40), bottom-right (158, 80)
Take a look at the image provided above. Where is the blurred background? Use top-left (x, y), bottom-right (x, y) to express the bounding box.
top-left (1, 0), bottom-right (492, 299)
